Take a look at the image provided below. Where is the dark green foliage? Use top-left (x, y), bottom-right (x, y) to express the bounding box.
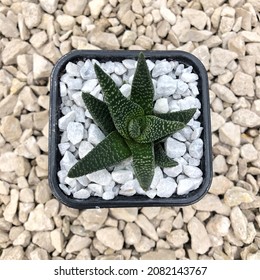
top-left (68, 53), bottom-right (196, 191)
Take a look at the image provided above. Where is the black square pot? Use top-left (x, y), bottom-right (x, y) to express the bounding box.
top-left (49, 50), bottom-right (212, 209)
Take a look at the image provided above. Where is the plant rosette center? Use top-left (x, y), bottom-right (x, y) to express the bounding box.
top-left (57, 53), bottom-right (204, 200)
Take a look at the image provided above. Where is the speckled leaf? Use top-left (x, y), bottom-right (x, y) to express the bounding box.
top-left (126, 139), bottom-right (154, 191)
top-left (82, 92), bottom-right (115, 135)
top-left (154, 143), bottom-right (178, 168)
top-left (130, 52), bottom-right (154, 114)
top-left (155, 108), bottom-right (196, 123)
top-left (130, 115), bottom-right (186, 143)
top-left (68, 131), bottom-right (131, 178)
top-left (94, 64), bottom-right (144, 139)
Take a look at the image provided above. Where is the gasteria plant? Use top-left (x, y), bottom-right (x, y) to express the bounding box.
top-left (68, 53), bottom-right (196, 191)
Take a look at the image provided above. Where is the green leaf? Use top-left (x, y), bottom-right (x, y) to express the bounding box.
top-left (82, 92), bottom-right (115, 135)
top-left (94, 64), bottom-right (144, 139)
top-left (155, 108), bottom-right (196, 124)
top-left (68, 131), bottom-right (131, 178)
top-left (126, 139), bottom-right (154, 191)
top-left (130, 52), bottom-right (154, 115)
top-left (154, 143), bottom-right (178, 168)
top-left (130, 115), bottom-right (186, 143)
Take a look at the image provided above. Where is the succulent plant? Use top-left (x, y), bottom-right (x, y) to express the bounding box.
top-left (68, 53), bottom-right (196, 191)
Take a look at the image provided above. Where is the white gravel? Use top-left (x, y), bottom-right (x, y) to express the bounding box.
top-left (58, 58), bottom-right (204, 200)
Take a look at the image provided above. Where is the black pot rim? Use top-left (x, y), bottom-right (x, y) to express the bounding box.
top-left (49, 50), bottom-right (212, 209)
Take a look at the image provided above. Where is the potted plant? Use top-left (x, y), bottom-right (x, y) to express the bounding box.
top-left (49, 50), bottom-right (212, 209)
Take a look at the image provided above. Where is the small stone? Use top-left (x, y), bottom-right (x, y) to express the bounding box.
top-left (206, 215), bottom-right (230, 237)
top-left (241, 144), bottom-right (258, 162)
top-left (246, 43), bottom-right (260, 64)
top-left (135, 35), bottom-right (153, 50)
top-left (160, 7), bottom-right (176, 25)
top-left (96, 227), bottom-right (124, 250)
top-left (154, 98), bottom-right (169, 113)
top-left (121, 10), bottom-right (136, 28)
top-left (73, 189), bottom-right (91, 199)
top-left (224, 187), bottom-right (255, 207)
top-left (232, 109), bottom-right (260, 128)
top-left (110, 208), bottom-right (138, 222)
top-left (182, 8), bottom-right (207, 30)
top-left (32, 232), bottom-right (54, 253)
top-left (124, 222), bottom-right (142, 245)
top-left (87, 169), bottom-right (112, 186)
top-left (230, 206), bottom-right (248, 241)
top-left (2, 39), bottom-right (30, 65)
top-left (88, 124), bottom-right (105, 145)
top-left (22, 2), bottom-right (42, 29)
top-left (231, 71), bottom-right (254, 97)
top-left (67, 122), bottom-right (84, 145)
top-left (213, 155), bottom-right (228, 174)
top-left (64, 0), bottom-right (88, 16)
top-left (29, 248), bottom-right (49, 260)
top-left (177, 177), bottom-right (203, 195)
top-left (90, 31), bottom-right (120, 50)
top-left (0, 116), bottom-right (22, 143)
top-left (211, 112), bottom-right (225, 132)
top-left (3, 189), bottom-right (19, 223)
top-left (157, 20), bottom-right (170, 38)
top-left (210, 48), bottom-right (238, 76)
top-left (179, 30), bottom-right (212, 43)
top-left (209, 175), bottom-right (233, 195)
top-left (56, 15), bottom-right (75, 31)
top-left (66, 235), bottom-right (91, 253)
top-left (111, 170), bottom-right (133, 184)
top-left (164, 164), bottom-right (182, 178)
top-left (0, 246), bottom-right (25, 260)
top-left (24, 204), bottom-right (54, 231)
top-left (152, 62), bottom-right (172, 78)
top-left (78, 141), bottom-right (93, 159)
top-left (192, 46), bottom-right (210, 70)
top-left (58, 111), bottom-right (75, 131)
top-left (134, 236), bottom-right (155, 253)
top-left (121, 30), bottom-right (137, 48)
top-left (219, 122), bottom-right (240, 147)
top-left (188, 217), bottom-right (211, 254)
top-left (0, 13), bottom-right (19, 38)
top-left (193, 194), bottom-right (223, 212)
top-left (211, 83), bottom-right (238, 103)
top-left (29, 31), bottom-right (48, 49)
top-left (50, 229), bottom-right (64, 253)
top-left (166, 229), bottom-right (189, 247)
top-left (165, 138), bottom-right (186, 158)
top-left (156, 177), bottom-right (177, 198)
top-left (13, 230), bottom-right (31, 247)
top-left (0, 95), bottom-right (18, 118)
top-left (0, 181), bottom-right (10, 195)
top-left (33, 54), bottom-right (53, 79)
top-left (39, 0), bottom-right (58, 14)
top-left (189, 138), bottom-right (203, 159)
top-left (78, 209), bottom-right (108, 231)
top-left (183, 166), bottom-right (203, 178)
top-left (89, 0), bottom-right (107, 19)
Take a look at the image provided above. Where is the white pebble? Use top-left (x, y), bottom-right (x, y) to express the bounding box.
top-left (87, 169), bottom-right (112, 186)
top-left (60, 151), bottom-right (77, 171)
top-left (120, 84), bottom-right (131, 98)
top-left (66, 78), bottom-right (82, 90)
top-left (156, 75), bottom-right (178, 98)
top-left (58, 142), bottom-right (70, 155)
top-left (188, 157), bottom-right (200, 166)
top-left (60, 82), bottom-right (67, 96)
top-left (102, 191), bottom-right (115, 200)
top-left (78, 141), bottom-right (94, 159)
top-left (66, 62), bottom-right (80, 77)
top-left (111, 73), bottom-right (123, 87)
top-left (88, 183), bottom-right (103, 197)
top-left (177, 177), bottom-right (203, 195)
top-left (146, 190), bottom-right (157, 199)
top-left (73, 189), bottom-right (91, 199)
top-left (156, 177), bottom-right (177, 198)
top-left (80, 60), bottom-right (95, 80)
top-left (72, 92), bottom-right (85, 107)
top-left (177, 79), bottom-right (189, 94)
top-left (112, 170), bottom-right (133, 184)
top-left (122, 59), bottom-right (136, 69)
top-left (152, 61), bottom-right (172, 78)
top-left (163, 164), bottom-right (182, 177)
top-left (160, 7), bottom-right (176, 25)
top-left (154, 98), bottom-right (169, 113)
top-left (67, 122), bottom-right (84, 145)
top-left (58, 111), bottom-right (75, 131)
top-left (82, 79), bottom-right (98, 93)
top-left (165, 138), bottom-right (186, 158)
top-left (59, 184), bottom-right (71, 195)
top-left (150, 167), bottom-right (163, 189)
top-left (191, 127), bottom-right (203, 140)
top-left (71, 105), bottom-right (85, 123)
top-left (183, 165), bottom-right (203, 178)
top-left (77, 176), bottom-right (89, 187)
top-left (57, 170), bottom-right (67, 184)
top-left (88, 124), bottom-right (105, 146)
top-left (102, 61), bottom-right (115, 73)
top-left (189, 138), bottom-right (203, 159)
top-left (119, 179), bottom-right (138, 196)
top-left (180, 72), bottom-right (198, 83)
top-left (114, 62), bottom-right (127, 75)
